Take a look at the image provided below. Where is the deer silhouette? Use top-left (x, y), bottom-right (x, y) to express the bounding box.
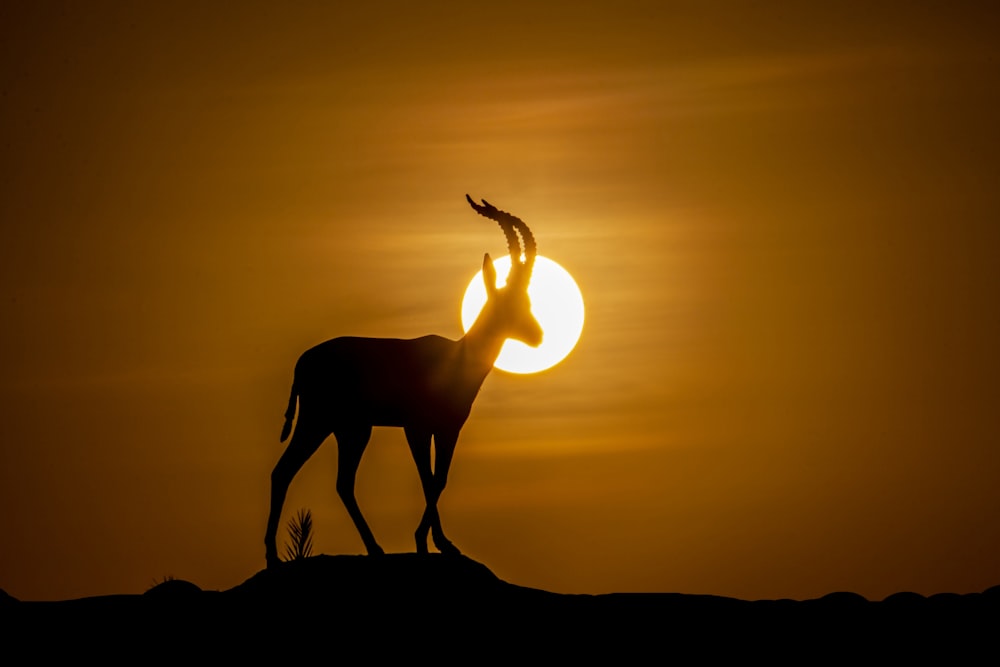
top-left (264, 195), bottom-right (543, 567)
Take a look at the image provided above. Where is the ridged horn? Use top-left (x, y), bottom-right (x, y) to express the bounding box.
top-left (466, 194), bottom-right (520, 264)
top-left (465, 195), bottom-right (536, 281)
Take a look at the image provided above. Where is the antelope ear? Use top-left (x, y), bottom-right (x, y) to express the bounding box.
top-left (482, 253), bottom-right (498, 297)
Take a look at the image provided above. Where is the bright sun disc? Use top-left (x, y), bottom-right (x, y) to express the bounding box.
top-left (461, 255), bottom-right (585, 374)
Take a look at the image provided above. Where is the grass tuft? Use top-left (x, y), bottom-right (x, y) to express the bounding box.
top-left (283, 508), bottom-right (314, 561)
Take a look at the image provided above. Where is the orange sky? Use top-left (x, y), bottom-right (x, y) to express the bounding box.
top-left (2, 2), bottom-right (999, 602)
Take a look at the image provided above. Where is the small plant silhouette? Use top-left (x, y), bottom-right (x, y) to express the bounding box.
top-left (146, 574), bottom-right (175, 591)
top-left (283, 508), bottom-right (314, 561)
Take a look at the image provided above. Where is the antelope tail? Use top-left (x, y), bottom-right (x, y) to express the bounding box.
top-left (280, 381), bottom-right (298, 442)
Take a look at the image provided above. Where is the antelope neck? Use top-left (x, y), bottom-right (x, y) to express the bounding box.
top-left (460, 316), bottom-right (507, 373)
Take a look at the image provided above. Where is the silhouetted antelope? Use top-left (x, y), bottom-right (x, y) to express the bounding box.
top-left (264, 195), bottom-right (543, 567)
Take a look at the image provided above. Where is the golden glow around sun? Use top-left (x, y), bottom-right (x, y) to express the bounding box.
top-left (461, 255), bottom-right (585, 374)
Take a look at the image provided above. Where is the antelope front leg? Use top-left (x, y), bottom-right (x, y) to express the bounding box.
top-left (405, 427), bottom-right (435, 553)
top-left (427, 430), bottom-right (460, 555)
top-left (406, 428), bottom-right (460, 555)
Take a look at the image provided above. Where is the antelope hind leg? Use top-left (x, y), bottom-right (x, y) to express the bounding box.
top-left (265, 421), bottom-right (328, 567)
top-left (335, 426), bottom-right (384, 556)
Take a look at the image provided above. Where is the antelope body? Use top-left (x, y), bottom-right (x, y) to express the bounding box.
top-left (264, 195), bottom-right (542, 567)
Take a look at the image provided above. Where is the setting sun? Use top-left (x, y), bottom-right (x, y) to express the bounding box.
top-left (461, 255), bottom-right (585, 374)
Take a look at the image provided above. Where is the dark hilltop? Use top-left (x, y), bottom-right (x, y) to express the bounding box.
top-left (4, 554), bottom-right (997, 658)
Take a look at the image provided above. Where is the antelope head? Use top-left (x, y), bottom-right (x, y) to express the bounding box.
top-left (466, 194), bottom-right (543, 349)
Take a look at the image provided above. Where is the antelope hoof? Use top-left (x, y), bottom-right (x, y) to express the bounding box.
top-left (366, 544), bottom-right (386, 556)
top-left (434, 537), bottom-right (461, 556)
